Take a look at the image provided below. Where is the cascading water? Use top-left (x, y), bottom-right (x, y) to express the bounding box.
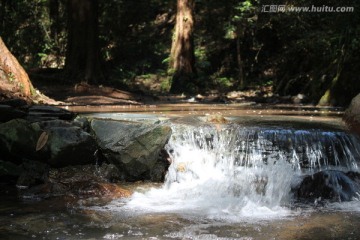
top-left (123, 121), bottom-right (360, 221)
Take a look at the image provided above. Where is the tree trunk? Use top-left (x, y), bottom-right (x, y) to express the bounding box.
top-left (64, 0), bottom-right (103, 84)
top-left (169, 0), bottom-right (196, 94)
top-left (49, 0), bottom-right (60, 43)
top-left (0, 37), bottom-right (34, 99)
top-left (236, 36), bottom-right (244, 89)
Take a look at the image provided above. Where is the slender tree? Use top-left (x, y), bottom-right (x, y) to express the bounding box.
top-left (169, 0), bottom-right (196, 93)
top-left (64, 0), bottom-right (103, 83)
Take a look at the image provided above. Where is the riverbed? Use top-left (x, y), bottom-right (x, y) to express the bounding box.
top-left (1, 104), bottom-right (360, 240)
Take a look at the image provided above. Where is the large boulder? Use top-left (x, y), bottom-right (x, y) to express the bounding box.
top-left (91, 119), bottom-right (172, 181)
top-left (41, 126), bottom-right (98, 167)
top-left (344, 93), bottom-right (360, 135)
top-left (37, 119), bottom-right (97, 167)
top-left (0, 118), bottom-right (97, 167)
top-left (0, 119), bottom-right (43, 162)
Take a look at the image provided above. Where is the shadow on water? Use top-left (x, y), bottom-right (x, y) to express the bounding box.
top-left (2, 104), bottom-right (360, 239)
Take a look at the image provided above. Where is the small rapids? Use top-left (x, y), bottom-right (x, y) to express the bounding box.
top-left (110, 123), bottom-right (360, 221)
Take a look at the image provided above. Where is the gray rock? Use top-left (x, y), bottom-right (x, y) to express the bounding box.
top-left (344, 93), bottom-right (360, 134)
top-left (0, 118), bottom-right (97, 167)
top-left (0, 105), bottom-right (27, 122)
top-left (27, 105), bottom-right (75, 122)
top-left (73, 116), bottom-right (91, 132)
top-left (21, 164), bottom-right (130, 198)
top-left (17, 159), bottom-right (49, 188)
top-left (91, 119), bottom-right (172, 181)
top-left (0, 160), bottom-right (21, 178)
top-left (44, 126), bottom-right (98, 167)
top-left (0, 119), bottom-right (43, 162)
top-left (38, 119), bottom-right (74, 129)
top-left (0, 99), bottom-right (28, 107)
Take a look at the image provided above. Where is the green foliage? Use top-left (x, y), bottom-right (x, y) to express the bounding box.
top-left (215, 77), bottom-right (234, 88)
top-left (160, 77), bottom-right (172, 93)
top-left (1, 0), bottom-right (359, 105)
top-left (7, 72), bottom-right (15, 83)
top-left (0, 0), bottom-right (67, 68)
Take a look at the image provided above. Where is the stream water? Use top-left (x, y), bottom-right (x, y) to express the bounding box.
top-left (1, 105), bottom-right (360, 239)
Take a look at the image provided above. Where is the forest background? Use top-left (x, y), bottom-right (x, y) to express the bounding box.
top-left (0, 0), bottom-right (359, 106)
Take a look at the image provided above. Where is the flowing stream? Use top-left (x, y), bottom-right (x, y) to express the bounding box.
top-left (2, 109), bottom-right (360, 239)
top-left (122, 123), bottom-right (360, 220)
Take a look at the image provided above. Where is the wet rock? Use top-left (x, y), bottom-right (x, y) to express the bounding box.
top-left (0, 118), bottom-right (97, 167)
top-left (73, 116), bottom-right (91, 132)
top-left (26, 105), bottom-right (75, 122)
top-left (74, 182), bottom-right (131, 198)
top-left (295, 170), bottom-right (360, 202)
top-left (0, 119), bottom-right (43, 162)
top-left (206, 114), bottom-right (228, 124)
top-left (171, 116), bottom-right (203, 126)
top-left (91, 119), bottom-right (172, 181)
top-left (42, 126), bottom-right (97, 167)
top-left (48, 164), bottom-right (123, 184)
top-left (344, 93), bottom-right (360, 135)
top-left (98, 163), bottom-right (124, 182)
top-left (0, 159), bottom-right (21, 183)
top-left (150, 150), bottom-right (171, 182)
top-left (20, 164), bottom-right (131, 199)
top-left (0, 98), bottom-right (28, 107)
top-left (17, 159), bottom-right (49, 189)
top-left (0, 104), bottom-right (27, 122)
top-left (38, 119), bottom-right (75, 129)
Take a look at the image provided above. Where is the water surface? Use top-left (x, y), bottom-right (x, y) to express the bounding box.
top-left (2, 105), bottom-right (360, 239)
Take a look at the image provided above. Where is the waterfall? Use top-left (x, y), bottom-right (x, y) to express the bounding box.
top-left (125, 123), bottom-right (360, 220)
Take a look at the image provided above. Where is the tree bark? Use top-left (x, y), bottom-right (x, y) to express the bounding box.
top-left (0, 37), bottom-right (34, 98)
top-left (169, 0), bottom-right (196, 94)
top-left (236, 36), bottom-right (244, 89)
top-left (64, 0), bottom-right (103, 84)
top-left (49, 0), bottom-right (60, 43)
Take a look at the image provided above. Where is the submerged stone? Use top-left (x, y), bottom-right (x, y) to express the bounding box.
top-left (19, 164), bottom-right (131, 199)
top-left (0, 159), bottom-right (21, 183)
top-left (17, 159), bottom-right (49, 188)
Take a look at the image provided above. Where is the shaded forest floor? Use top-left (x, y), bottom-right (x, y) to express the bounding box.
top-left (30, 75), bottom-right (305, 107)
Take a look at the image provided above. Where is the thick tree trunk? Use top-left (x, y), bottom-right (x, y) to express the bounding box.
top-left (169, 0), bottom-right (196, 94)
top-left (64, 0), bottom-right (103, 84)
top-left (0, 37), bottom-right (34, 98)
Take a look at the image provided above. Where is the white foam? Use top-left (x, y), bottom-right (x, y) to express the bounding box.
top-left (123, 126), bottom-right (296, 221)
top-left (102, 124), bottom-right (360, 222)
